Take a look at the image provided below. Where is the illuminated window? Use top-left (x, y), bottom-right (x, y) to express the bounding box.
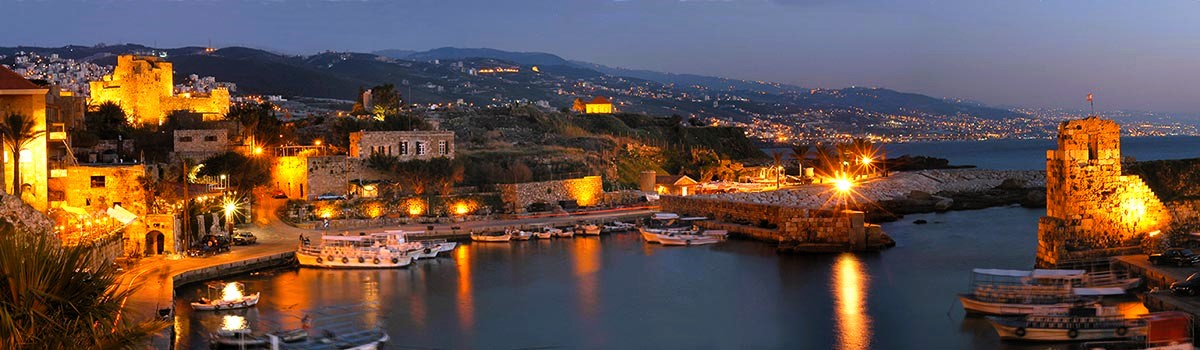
top-left (90, 176), bottom-right (105, 188)
top-left (438, 141), bottom-right (448, 155)
top-left (416, 141), bottom-right (426, 156)
top-left (399, 141), bottom-right (408, 156)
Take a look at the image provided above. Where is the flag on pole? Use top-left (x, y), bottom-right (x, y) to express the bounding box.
top-left (1087, 93), bottom-right (1093, 102)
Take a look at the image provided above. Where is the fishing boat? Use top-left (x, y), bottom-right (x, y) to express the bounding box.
top-left (603, 221), bottom-right (636, 233)
top-left (577, 224), bottom-right (601, 236)
top-left (553, 226), bottom-right (574, 238)
top-left (639, 213), bottom-right (723, 246)
top-left (987, 306), bottom-right (1145, 341)
top-left (296, 234), bottom-right (415, 268)
top-left (658, 233), bottom-right (721, 246)
top-left (211, 328), bottom-right (308, 348)
top-left (191, 281), bottom-right (261, 311)
top-left (533, 228), bottom-right (553, 239)
top-left (510, 229), bottom-right (533, 240)
top-left (471, 231), bottom-right (512, 242)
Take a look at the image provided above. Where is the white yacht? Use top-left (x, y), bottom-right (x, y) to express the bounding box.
top-left (297, 235), bottom-right (415, 268)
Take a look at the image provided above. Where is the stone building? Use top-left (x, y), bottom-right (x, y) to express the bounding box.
top-left (639, 171), bottom-right (698, 196)
top-left (348, 130), bottom-right (455, 160)
top-left (89, 55), bottom-right (230, 125)
top-left (571, 96), bottom-right (614, 114)
top-left (273, 155), bottom-right (357, 200)
top-left (0, 65), bottom-right (49, 212)
top-left (48, 164), bottom-right (155, 254)
top-left (173, 129), bottom-right (231, 160)
top-left (1036, 117), bottom-right (1170, 267)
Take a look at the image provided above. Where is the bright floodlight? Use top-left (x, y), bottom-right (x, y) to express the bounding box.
top-left (861, 156), bottom-right (872, 165)
top-left (834, 178), bottom-right (853, 193)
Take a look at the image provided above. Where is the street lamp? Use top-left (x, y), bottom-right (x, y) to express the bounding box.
top-left (223, 198), bottom-right (240, 234)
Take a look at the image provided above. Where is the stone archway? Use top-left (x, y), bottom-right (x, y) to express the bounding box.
top-left (145, 230), bottom-right (165, 255)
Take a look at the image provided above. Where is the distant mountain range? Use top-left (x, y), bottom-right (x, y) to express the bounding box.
top-left (0, 44), bottom-right (1023, 122)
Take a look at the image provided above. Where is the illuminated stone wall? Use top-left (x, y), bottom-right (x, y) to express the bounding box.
top-left (0, 89), bottom-right (49, 212)
top-left (1037, 117), bottom-right (1170, 267)
top-left (497, 176), bottom-right (603, 212)
top-left (272, 156), bottom-right (309, 199)
top-left (348, 130), bottom-right (455, 160)
top-left (51, 164), bottom-right (149, 254)
top-left (173, 129), bottom-right (231, 160)
top-left (89, 55), bottom-right (229, 125)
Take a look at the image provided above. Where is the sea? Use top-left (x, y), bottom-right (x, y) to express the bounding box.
top-left (176, 136), bottom-right (1200, 349)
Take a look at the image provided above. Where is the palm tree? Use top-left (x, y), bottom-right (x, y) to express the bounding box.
top-left (0, 233), bottom-right (167, 348)
top-left (771, 151), bottom-right (785, 188)
top-left (0, 113), bottom-right (45, 198)
top-left (790, 144), bottom-right (811, 178)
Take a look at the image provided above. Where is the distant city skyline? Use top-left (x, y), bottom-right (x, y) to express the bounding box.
top-left (2, 0), bottom-right (1199, 116)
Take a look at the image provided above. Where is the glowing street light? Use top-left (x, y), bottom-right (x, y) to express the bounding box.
top-left (253, 146), bottom-right (263, 156)
top-left (861, 156), bottom-right (872, 165)
top-left (222, 197), bottom-right (241, 234)
top-left (834, 178), bottom-right (853, 193)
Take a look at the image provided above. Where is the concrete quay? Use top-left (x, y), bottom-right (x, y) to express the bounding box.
top-left (1111, 255), bottom-right (1200, 321)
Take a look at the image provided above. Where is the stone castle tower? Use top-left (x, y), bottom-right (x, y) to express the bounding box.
top-left (89, 55), bottom-right (230, 125)
top-left (1036, 117), bottom-right (1170, 267)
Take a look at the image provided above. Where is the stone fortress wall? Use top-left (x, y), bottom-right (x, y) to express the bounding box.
top-left (89, 55), bottom-right (229, 125)
top-left (1036, 117), bottom-right (1171, 267)
top-left (497, 176), bottom-right (603, 212)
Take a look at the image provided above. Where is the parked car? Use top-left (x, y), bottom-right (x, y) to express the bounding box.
top-left (272, 190), bottom-right (288, 199)
top-left (1172, 272), bottom-right (1200, 295)
top-left (315, 193), bottom-right (347, 201)
top-left (1150, 248), bottom-right (1200, 266)
top-left (231, 231), bottom-right (257, 245)
top-left (187, 234), bottom-right (232, 257)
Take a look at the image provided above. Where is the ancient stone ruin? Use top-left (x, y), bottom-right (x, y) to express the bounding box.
top-left (1037, 117), bottom-right (1170, 267)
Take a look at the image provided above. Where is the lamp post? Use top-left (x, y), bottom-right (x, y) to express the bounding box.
top-left (223, 199), bottom-right (238, 235)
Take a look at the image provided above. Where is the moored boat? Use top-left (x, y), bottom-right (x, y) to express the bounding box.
top-left (553, 227), bottom-right (574, 238)
top-left (471, 231), bottom-right (512, 242)
top-left (534, 230), bottom-right (553, 239)
top-left (296, 235), bottom-right (414, 268)
top-left (658, 234), bottom-right (720, 246)
top-left (511, 229), bottom-right (533, 240)
top-left (987, 306), bottom-right (1145, 342)
top-left (191, 281), bottom-right (261, 311)
top-left (578, 224), bottom-right (601, 236)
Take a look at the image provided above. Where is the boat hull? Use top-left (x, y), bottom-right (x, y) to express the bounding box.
top-left (988, 319), bottom-right (1143, 342)
top-left (471, 234), bottom-right (512, 242)
top-left (639, 228), bottom-right (662, 243)
top-left (534, 232), bottom-right (552, 239)
top-left (191, 293), bottom-right (260, 311)
top-left (297, 252), bottom-right (413, 268)
top-left (659, 235), bottom-right (720, 246)
top-left (958, 294), bottom-right (1091, 316)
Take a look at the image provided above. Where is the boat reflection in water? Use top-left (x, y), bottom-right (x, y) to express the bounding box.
top-left (833, 253), bottom-right (871, 350)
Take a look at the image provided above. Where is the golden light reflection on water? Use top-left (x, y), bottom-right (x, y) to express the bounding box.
top-left (572, 237), bottom-right (602, 319)
top-left (221, 315), bottom-right (246, 331)
top-left (832, 253), bottom-right (871, 350)
top-left (455, 246), bottom-right (475, 332)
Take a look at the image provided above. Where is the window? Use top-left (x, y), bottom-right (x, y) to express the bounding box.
top-left (399, 141), bottom-right (408, 156)
top-left (179, 136), bottom-right (193, 142)
top-left (439, 141), bottom-right (448, 155)
top-left (90, 176), bottom-right (105, 188)
top-left (204, 135), bottom-right (218, 142)
top-left (416, 141), bottom-right (426, 156)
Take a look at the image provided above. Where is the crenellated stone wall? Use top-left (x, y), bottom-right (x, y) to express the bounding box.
top-left (1037, 117), bottom-right (1171, 267)
top-left (89, 55), bottom-right (230, 125)
top-left (497, 176), bottom-right (603, 212)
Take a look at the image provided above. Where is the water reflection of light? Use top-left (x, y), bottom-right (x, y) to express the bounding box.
top-left (455, 246), bottom-right (475, 331)
top-left (222, 315), bottom-right (247, 331)
top-left (363, 275), bottom-right (379, 326)
top-left (572, 237), bottom-right (602, 319)
top-left (832, 253), bottom-right (871, 350)
top-left (222, 282), bottom-right (243, 302)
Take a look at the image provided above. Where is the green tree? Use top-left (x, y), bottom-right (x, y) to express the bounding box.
top-left (0, 233), bottom-right (167, 348)
top-left (225, 102), bottom-right (281, 149)
top-left (84, 101), bottom-right (129, 136)
top-left (0, 113), bottom-right (46, 198)
top-left (366, 152), bottom-right (399, 172)
top-left (368, 84), bottom-right (404, 119)
top-left (196, 152), bottom-right (271, 194)
top-left (428, 157), bottom-right (466, 195)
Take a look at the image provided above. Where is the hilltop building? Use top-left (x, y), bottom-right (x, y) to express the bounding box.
top-left (348, 130), bottom-right (455, 160)
top-left (639, 171), bottom-right (697, 196)
top-left (173, 129), bottom-right (231, 161)
top-left (572, 96), bottom-right (614, 114)
top-left (89, 55), bottom-right (230, 125)
top-left (0, 65), bottom-right (50, 212)
top-left (1036, 117), bottom-right (1170, 267)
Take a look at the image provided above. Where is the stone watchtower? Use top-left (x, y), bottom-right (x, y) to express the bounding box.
top-left (1036, 117), bottom-right (1169, 267)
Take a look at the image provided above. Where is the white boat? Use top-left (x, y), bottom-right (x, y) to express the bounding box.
top-left (987, 306), bottom-right (1145, 342)
top-left (430, 240), bottom-right (458, 255)
top-left (534, 230), bottom-right (553, 239)
top-left (471, 231), bottom-right (512, 242)
top-left (603, 221), bottom-right (636, 233)
top-left (658, 233), bottom-right (721, 246)
top-left (296, 235), bottom-right (415, 268)
top-left (639, 227), bottom-right (663, 243)
top-left (975, 268), bottom-right (1142, 293)
top-left (191, 281), bottom-right (261, 311)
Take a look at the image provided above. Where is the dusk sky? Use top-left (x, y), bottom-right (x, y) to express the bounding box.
top-left (3, 0), bottom-right (1199, 115)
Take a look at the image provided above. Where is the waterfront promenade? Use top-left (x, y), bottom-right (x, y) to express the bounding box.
top-left (120, 206), bottom-right (657, 326)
